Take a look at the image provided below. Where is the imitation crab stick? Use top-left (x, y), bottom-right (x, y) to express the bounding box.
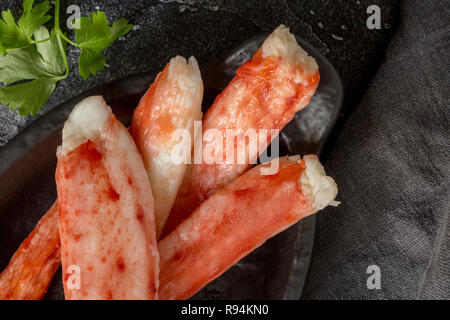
top-left (159, 155), bottom-right (338, 300)
top-left (0, 57), bottom-right (202, 298)
top-left (0, 57), bottom-right (202, 299)
top-left (0, 202), bottom-right (60, 300)
top-left (129, 56), bottom-right (203, 238)
top-left (55, 96), bottom-right (159, 300)
top-left (164, 25), bottom-right (320, 236)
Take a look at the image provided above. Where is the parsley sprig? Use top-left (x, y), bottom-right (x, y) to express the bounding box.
top-left (0, 0), bottom-right (132, 116)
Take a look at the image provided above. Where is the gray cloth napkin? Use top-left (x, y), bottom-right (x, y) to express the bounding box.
top-left (303, 0), bottom-right (450, 299)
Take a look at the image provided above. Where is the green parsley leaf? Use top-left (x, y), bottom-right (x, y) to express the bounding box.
top-left (0, 0), bottom-right (132, 116)
top-left (73, 11), bottom-right (132, 79)
top-left (78, 47), bottom-right (106, 79)
top-left (0, 27), bottom-right (65, 84)
top-left (18, 0), bottom-right (51, 38)
top-left (0, 0), bottom-right (51, 54)
top-left (0, 78), bottom-right (56, 116)
top-left (0, 10), bottom-right (30, 53)
top-left (34, 26), bottom-right (66, 76)
top-left (0, 26), bottom-right (66, 115)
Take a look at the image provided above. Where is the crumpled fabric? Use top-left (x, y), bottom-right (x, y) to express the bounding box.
top-left (303, 0), bottom-right (450, 299)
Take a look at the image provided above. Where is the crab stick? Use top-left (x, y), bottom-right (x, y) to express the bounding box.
top-left (159, 155), bottom-right (338, 300)
top-left (0, 202), bottom-right (60, 300)
top-left (0, 57), bottom-right (203, 298)
top-left (56, 96), bottom-right (159, 300)
top-left (129, 56), bottom-right (203, 238)
top-left (164, 25), bottom-right (320, 236)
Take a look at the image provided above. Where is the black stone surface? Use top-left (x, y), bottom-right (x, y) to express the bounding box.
top-left (0, 0), bottom-right (399, 148)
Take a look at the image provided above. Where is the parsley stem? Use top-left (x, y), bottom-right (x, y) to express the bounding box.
top-left (54, 0), bottom-right (69, 79)
top-left (58, 32), bottom-right (79, 48)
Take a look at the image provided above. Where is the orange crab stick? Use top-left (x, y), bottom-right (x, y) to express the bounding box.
top-left (55, 96), bottom-right (159, 300)
top-left (0, 57), bottom-right (202, 299)
top-left (159, 155), bottom-right (338, 300)
top-left (164, 25), bottom-right (320, 236)
top-left (130, 56), bottom-right (203, 238)
top-left (0, 202), bottom-right (60, 300)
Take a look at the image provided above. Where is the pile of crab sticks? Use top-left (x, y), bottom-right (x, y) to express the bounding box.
top-left (0, 25), bottom-right (339, 300)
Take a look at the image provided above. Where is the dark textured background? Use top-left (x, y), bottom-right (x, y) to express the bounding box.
top-left (303, 0), bottom-right (449, 299)
top-left (0, 0), bottom-right (399, 147)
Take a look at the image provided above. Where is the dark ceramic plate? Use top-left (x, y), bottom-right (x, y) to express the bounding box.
top-left (0, 33), bottom-right (343, 300)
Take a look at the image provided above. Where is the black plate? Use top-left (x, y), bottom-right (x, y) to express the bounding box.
top-left (0, 34), bottom-right (343, 300)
